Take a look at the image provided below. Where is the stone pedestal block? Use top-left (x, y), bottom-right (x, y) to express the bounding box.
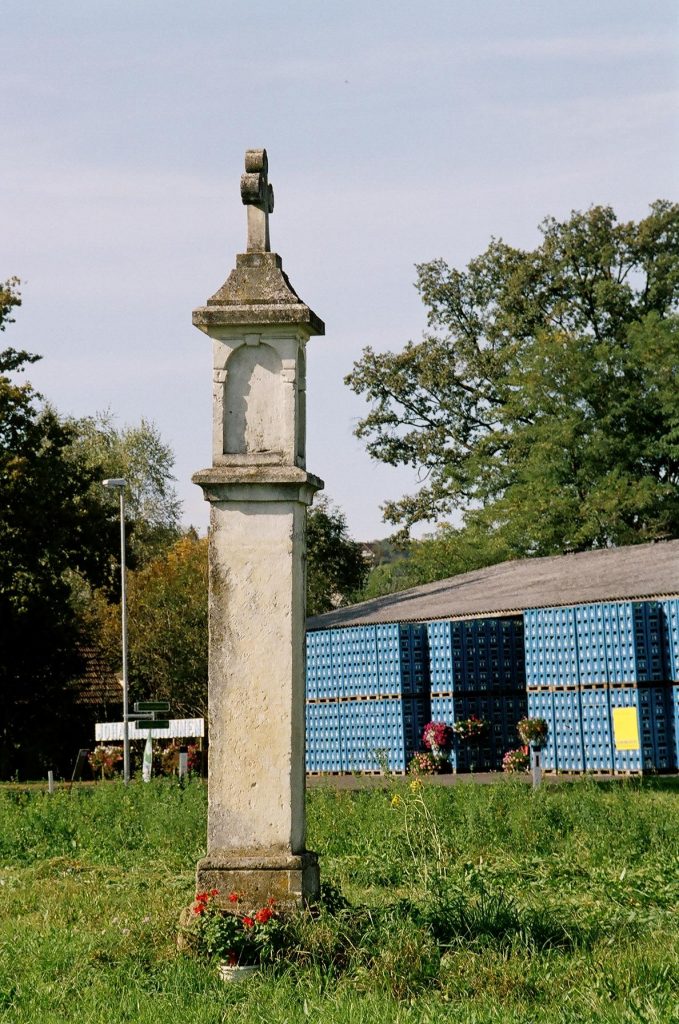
top-left (196, 851), bottom-right (320, 912)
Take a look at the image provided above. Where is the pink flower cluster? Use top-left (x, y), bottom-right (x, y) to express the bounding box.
top-left (422, 721), bottom-right (454, 753)
top-left (502, 747), bottom-right (529, 773)
top-left (408, 751), bottom-right (438, 775)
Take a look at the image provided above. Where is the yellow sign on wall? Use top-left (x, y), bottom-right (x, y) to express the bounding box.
top-left (612, 707), bottom-right (640, 751)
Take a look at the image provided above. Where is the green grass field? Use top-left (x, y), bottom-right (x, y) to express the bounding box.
top-left (1, 777), bottom-right (678, 1023)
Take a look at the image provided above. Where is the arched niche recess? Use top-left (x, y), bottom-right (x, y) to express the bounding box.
top-left (223, 342), bottom-right (285, 455)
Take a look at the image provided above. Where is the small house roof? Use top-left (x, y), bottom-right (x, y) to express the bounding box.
top-left (69, 646), bottom-right (122, 708)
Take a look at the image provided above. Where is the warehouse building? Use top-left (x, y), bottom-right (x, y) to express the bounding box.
top-left (305, 539), bottom-right (679, 774)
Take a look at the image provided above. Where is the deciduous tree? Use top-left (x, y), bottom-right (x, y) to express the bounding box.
top-left (92, 533), bottom-right (208, 717)
top-left (64, 411), bottom-right (182, 568)
top-left (306, 497), bottom-right (368, 615)
top-left (92, 498), bottom-right (367, 712)
top-left (347, 203), bottom-right (679, 568)
top-left (0, 281), bottom-right (117, 776)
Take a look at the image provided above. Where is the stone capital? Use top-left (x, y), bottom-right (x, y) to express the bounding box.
top-left (192, 466), bottom-right (323, 505)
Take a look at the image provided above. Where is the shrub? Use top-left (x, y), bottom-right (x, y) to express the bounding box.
top-left (503, 747), bottom-right (530, 773)
top-left (517, 717), bottom-right (549, 748)
top-left (88, 746), bottom-right (123, 779)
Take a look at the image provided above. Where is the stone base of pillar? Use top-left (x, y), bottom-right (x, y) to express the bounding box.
top-left (195, 850), bottom-right (320, 912)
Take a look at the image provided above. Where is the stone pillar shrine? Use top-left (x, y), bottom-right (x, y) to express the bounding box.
top-left (192, 149), bottom-right (324, 909)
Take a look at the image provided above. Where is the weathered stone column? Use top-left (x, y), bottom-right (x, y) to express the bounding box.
top-left (192, 150), bottom-right (324, 909)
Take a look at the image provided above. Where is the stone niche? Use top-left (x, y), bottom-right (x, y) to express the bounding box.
top-left (212, 329), bottom-right (306, 467)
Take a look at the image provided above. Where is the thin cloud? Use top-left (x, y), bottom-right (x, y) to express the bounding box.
top-left (481, 33), bottom-right (678, 60)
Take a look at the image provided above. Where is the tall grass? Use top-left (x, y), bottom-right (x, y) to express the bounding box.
top-left (0, 778), bottom-right (205, 868)
top-left (0, 777), bottom-right (678, 1023)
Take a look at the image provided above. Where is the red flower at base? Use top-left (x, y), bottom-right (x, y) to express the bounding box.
top-left (193, 890), bottom-right (211, 915)
top-left (228, 891), bottom-right (240, 903)
top-left (242, 916), bottom-right (255, 929)
top-left (255, 907), bottom-right (273, 924)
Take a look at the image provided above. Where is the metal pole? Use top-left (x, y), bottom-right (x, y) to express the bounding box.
top-left (120, 488), bottom-right (130, 785)
top-left (531, 745), bottom-right (542, 789)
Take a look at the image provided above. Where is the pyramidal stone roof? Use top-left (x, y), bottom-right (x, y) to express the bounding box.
top-left (192, 149), bottom-right (324, 335)
top-left (307, 538), bottom-right (679, 630)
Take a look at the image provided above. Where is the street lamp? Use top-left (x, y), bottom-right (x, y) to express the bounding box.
top-left (103, 478), bottom-right (130, 785)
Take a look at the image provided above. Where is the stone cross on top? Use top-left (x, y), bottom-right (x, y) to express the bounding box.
top-left (240, 148), bottom-right (274, 253)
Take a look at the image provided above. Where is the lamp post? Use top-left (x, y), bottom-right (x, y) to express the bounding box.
top-left (103, 478), bottom-right (130, 785)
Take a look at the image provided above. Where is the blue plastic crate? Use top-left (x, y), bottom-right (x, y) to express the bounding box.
top-left (609, 688), bottom-right (645, 772)
top-left (524, 607), bottom-right (578, 687)
top-left (305, 701), bottom-right (343, 772)
top-left (670, 686), bottom-right (679, 769)
top-left (579, 687), bottom-right (613, 771)
top-left (551, 689), bottom-right (585, 771)
top-left (662, 600), bottom-right (679, 681)
top-left (608, 687), bottom-right (667, 772)
top-left (526, 690), bottom-right (557, 770)
top-left (430, 694), bottom-right (457, 724)
top-left (428, 617), bottom-right (524, 695)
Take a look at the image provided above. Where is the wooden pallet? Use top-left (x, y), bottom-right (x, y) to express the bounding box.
top-left (306, 769), bottom-right (406, 777)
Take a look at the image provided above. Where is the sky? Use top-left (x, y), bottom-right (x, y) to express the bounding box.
top-left (2, 0), bottom-right (677, 541)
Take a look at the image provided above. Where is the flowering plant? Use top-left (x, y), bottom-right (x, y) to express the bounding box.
top-left (502, 747), bottom-right (530, 773)
top-left (422, 721), bottom-right (454, 758)
top-left (452, 716), bottom-right (487, 741)
top-left (517, 717), bottom-right (549, 749)
top-left (160, 743), bottom-right (202, 776)
top-left (408, 751), bottom-right (438, 775)
top-left (188, 890), bottom-right (285, 965)
top-left (88, 745), bottom-right (123, 779)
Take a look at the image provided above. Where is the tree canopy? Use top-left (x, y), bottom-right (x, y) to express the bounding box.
top-left (347, 203), bottom-right (679, 567)
top-left (91, 533), bottom-right (208, 718)
top-left (90, 498), bottom-right (366, 714)
top-left (306, 497), bottom-right (369, 615)
top-left (64, 411), bottom-right (182, 568)
top-left (0, 281), bottom-right (119, 776)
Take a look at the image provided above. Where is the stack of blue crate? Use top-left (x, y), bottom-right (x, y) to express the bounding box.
top-left (661, 598), bottom-right (679, 771)
top-left (306, 596), bottom-right (679, 776)
top-left (427, 617), bottom-right (526, 772)
top-left (305, 624), bottom-right (431, 773)
top-left (526, 600), bottom-right (675, 773)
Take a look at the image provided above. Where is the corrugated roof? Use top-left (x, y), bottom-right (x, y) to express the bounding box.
top-left (307, 539), bottom-right (679, 630)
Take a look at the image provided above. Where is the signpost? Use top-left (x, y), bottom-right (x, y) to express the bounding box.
top-left (133, 702), bottom-right (171, 782)
top-left (94, 706), bottom-right (204, 780)
top-left (136, 719), bottom-right (170, 730)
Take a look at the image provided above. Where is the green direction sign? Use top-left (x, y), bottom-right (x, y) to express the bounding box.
top-left (136, 719), bottom-right (170, 730)
top-left (134, 701), bottom-right (171, 713)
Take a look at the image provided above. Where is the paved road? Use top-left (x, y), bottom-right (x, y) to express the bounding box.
top-left (4, 772), bottom-right (674, 794)
top-left (305, 771), bottom-right (627, 790)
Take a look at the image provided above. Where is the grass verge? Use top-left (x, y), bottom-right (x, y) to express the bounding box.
top-left (0, 776), bottom-right (678, 1022)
